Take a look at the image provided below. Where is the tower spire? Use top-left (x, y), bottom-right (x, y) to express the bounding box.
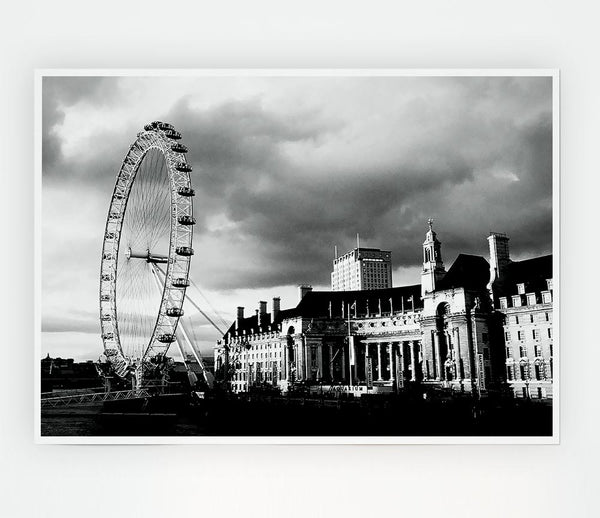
top-left (421, 218), bottom-right (446, 297)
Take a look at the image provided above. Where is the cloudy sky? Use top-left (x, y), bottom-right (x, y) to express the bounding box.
top-left (41, 73), bottom-right (553, 360)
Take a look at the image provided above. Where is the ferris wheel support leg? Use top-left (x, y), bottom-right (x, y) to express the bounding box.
top-left (149, 265), bottom-right (194, 377)
top-left (152, 266), bottom-right (213, 388)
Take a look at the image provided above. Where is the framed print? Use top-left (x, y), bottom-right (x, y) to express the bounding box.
top-left (36, 69), bottom-right (558, 444)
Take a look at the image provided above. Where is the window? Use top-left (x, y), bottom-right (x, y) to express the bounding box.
top-left (530, 314), bottom-right (534, 323)
top-left (505, 331), bottom-right (511, 342)
top-left (512, 295), bottom-right (522, 307)
top-left (527, 294), bottom-right (537, 306)
top-left (542, 292), bottom-right (552, 304)
top-left (506, 365), bottom-right (514, 380)
top-left (533, 329), bottom-right (540, 340)
top-left (517, 283), bottom-right (525, 294)
top-left (519, 345), bottom-right (527, 357)
top-left (518, 331), bottom-right (525, 341)
top-left (534, 345), bottom-right (542, 357)
top-left (534, 363), bottom-right (543, 380)
top-left (545, 312), bottom-right (550, 322)
top-left (506, 347), bottom-right (513, 358)
top-left (520, 363), bottom-right (528, 380)
top-left (514, 315), bottom-right (520, 325)
top-left (499, 297), bottom-right (508, 309)
top-left (547, 328), bottom-right (552, 339)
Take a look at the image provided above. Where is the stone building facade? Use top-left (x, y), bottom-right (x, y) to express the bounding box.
top-left (214, 224), bottom-right (553, 399)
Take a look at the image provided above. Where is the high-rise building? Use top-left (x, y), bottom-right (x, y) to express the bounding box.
top-left (331, 247), bottom-right (392, 291)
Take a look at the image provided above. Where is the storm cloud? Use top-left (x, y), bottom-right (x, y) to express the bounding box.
top-left (41, 75), bottom-right (553, 358)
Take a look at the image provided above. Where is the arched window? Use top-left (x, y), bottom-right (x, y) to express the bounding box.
top-left (436, 302), bottom-right (450, 317)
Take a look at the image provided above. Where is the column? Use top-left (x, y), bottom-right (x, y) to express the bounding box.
top-left (410, 341), bottom-right (417, 381)
top-left (328, 344), bottom-right (334, 381)
top-left (387, 343), bottom-right (393, 382)
top-left (377, 343), bottom-right (383, 381)
top-left (303, 339), bottom-right (308, 380)
top-left (396, 343), bottom-right (404, 389)
top-left (296, 343), bottom-right (301, 380)
top-left (317, 344), bottom-right (323, 381)
top-left (414, 340), bottom-right (421, 381)
top-left (341, 345), bottom-right (347, 382)
top-left (453, 327), bottom-right (462, 381)
top-left (434, 331), bottom-right (443, 380)
top-left (365, 343), bottom-right (370, 383)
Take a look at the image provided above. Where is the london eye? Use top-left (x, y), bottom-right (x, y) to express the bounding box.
top-left (99, 121), bottom-right (195, 387)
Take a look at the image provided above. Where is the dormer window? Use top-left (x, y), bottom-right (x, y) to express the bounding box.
top-left (499, 297), bottom-right (508, 309)
top-left (546, 279), bottom-right (553, 290)
top-left (517, 283), bottom-right (525, 294)
top-left (512, 295), bottom-right (522, 307)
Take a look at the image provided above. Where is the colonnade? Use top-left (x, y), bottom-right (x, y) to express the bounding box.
top-left (354, 339), bottom-right (422, 385)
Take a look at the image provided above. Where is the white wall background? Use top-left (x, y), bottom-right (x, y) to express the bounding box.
top-left (1, 1), bottom-right (599, 516)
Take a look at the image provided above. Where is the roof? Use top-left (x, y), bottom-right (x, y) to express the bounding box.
top-left (293, 285), bottom-right (422, 319)
top-left (436, 254), bottom-right (490, 291)
top-left (224, 284), bottom-right (422, 338)
top-left (504, 254), bottom-right (552, 293)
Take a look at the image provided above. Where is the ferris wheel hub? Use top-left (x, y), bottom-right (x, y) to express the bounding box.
top-left (126, 247), bottom-right (169, 263)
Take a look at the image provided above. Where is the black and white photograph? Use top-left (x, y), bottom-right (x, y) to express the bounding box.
top-left (38, 71), bottom-right (557, 442)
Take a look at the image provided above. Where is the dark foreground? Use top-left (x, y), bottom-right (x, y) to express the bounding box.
top-left (41, 391), bottom-right (553, 437)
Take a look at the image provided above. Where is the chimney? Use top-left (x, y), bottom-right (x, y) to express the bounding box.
top-left (272, 297), bottom-right (281, 322)
top-left (258, 301), bottom-right (267, 328)
top-left (236, 306), bottom-right (244, 331)
top-left (487, 232), bottom-right (511, 292)
top-left (298, 284), bottom-right (312, 302)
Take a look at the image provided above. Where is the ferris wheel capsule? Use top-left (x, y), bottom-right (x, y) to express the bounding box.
top-left (176, 246), bottom-right (194, 256)
top-left (172, 278), bottom-right (190, 288)
top-left (166, 307), bottom-right (184, 317)
top-left (164, 129), bottom-right (182, 140)
top-left (177, 186), bottom-right (195, 197)
top-left (171, 143), bottom-right (188, 154)
top-left (175, 161), bottom-right (192, 173)
top-left (177, 215), bottom-right (196, 225)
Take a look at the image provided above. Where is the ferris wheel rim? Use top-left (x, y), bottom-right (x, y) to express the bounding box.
top-left (99, 122), bottom-right (194, 379)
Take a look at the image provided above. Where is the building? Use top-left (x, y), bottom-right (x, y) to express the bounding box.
top-left (331, 246), bottom-right (392, 291)
top-left (488, 234), bottom-right (554, 399)
top-left (41, 355), bottom-right (100, 391)
top-left (215, 223), bottom-right (553, 399)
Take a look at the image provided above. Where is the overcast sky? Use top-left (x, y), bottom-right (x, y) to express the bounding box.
top-left (41, 74), bottom-right (553, 360)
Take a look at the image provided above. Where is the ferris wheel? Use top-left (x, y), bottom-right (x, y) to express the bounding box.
top-left (99, 121), bottom-right (195, 386)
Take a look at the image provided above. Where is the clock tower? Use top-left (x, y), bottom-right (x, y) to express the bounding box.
top-left (421, 218), bottom-right (446, 297)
